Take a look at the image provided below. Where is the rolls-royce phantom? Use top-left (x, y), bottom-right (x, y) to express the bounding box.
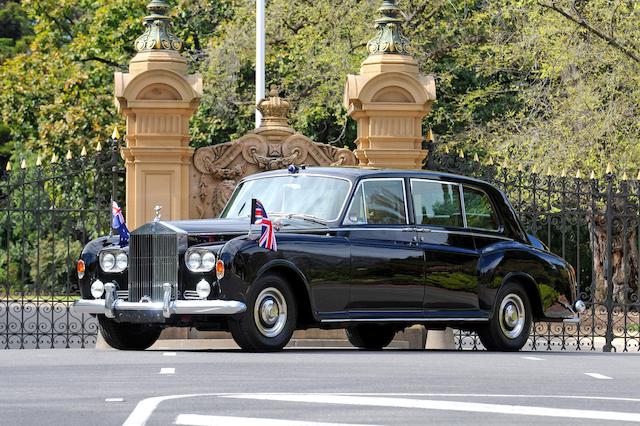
top-left (72, 167), bottom-right (583, 352)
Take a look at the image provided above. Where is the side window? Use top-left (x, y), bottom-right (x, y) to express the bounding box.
top-left (344, 179), bottom-right (407, 225)
top-left (411, 180), bottom-right (463, 227)
top-left (463, 187), bottom-right (499, 230)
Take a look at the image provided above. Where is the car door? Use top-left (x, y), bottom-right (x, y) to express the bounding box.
top-left (410, 179), bottom-right (480, 314)
top-left (343, 178), bottom-right (424, 318)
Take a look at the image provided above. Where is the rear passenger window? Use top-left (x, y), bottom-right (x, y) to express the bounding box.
top-left (463, 187), bottom-right (499, 230)
top-left (411, 180), bottom-right (463, 227)
top-left (344, 179), bottom-right (407, 225)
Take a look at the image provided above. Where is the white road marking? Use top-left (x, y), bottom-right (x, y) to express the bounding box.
top-left (105, 398), bottom-right (124, 403)
top-left (521, 356), bottom-right (544, 361)
top-left (123, 392), bottom-right (640, 426)
top-left (162, 352), bottom-right (177, 357)
top-left (224, 394), bottom-right (640, 422)
top-left (585, 373), bottom-right (613, 380)
top-left (175, 414), bottom-right (378, 426)
top-left (159, 368), bottom-right (175, 375)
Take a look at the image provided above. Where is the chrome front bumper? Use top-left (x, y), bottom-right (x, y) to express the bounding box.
top-left (72, 282), bottom-right (246, 321)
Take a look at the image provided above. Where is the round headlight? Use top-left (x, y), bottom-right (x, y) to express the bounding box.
top-left (115, 252), bottom-right (128, 270)
top-left (101, 253), bottom-right (116, 272)
top-left (187, 252), bottom-right (202, 271)
top-left (196, 279), bottom-right (211, 299)
top-left (201, 252), bottom-right (216, 270)
top-left (91, 280), bottom-right (105, 299)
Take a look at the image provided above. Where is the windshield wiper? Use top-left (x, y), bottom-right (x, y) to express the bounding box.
top-left (271, 213), bottom-right (328, 227)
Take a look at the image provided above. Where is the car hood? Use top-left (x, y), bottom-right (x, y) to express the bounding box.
top-left (163, 217), bottom-right (326, 235)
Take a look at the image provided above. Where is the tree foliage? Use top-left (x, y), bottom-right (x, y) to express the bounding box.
top-left (0, 0), bottom-right (639, 175)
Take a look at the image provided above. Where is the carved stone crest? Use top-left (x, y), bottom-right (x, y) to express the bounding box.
top-left (190, 89), bottom-right (357, 219)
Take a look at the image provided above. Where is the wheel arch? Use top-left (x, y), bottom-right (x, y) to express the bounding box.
top-left (500, 272), bottom-right (544, 320)
top-left (254, 260), bottom-right (318, 326)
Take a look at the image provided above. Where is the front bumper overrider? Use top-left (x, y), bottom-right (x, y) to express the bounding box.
top-left (72, 282), bottom-right (246, 322)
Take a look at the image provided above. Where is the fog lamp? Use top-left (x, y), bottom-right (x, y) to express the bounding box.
top-left (575, 300), bottom-right (586, 314)
top-left (91, 280), bottom-right (105, 299)
top-left (196, 279), bottom-right (211, 299)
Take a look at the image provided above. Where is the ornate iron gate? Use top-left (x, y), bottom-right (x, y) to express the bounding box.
top-left (2, 138), bottom-right (638, 351)
top-left (0, 138), bottom-right (123, 348)
top-left (425, 142), bottom-right (640, 352)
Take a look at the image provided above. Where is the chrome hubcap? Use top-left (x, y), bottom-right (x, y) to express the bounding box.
top-left (254, 287), bottom-right (287, 338)
top-left (499, 294), bottom-right (526, 339)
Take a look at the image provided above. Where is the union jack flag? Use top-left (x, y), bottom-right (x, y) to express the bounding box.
top-left (111, 201), bottom-right (130, 247)
top-left (251, 199), bottom-right (277, 251)
top-left (251, 199), bottom-right (267, 225)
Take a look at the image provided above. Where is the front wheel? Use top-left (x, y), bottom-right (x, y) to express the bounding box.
top-left (346, 324), bottom-right (396, 350)
top-left (229, 273), bottom-right (297, 352)
top-left (477, 283), bottom-right (532, 351)
top-left (97, 316), bottom-right (162, 350)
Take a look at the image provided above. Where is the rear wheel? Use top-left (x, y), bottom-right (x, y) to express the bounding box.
top-left (97, 316), bottom-right (162, 350)
top-left (477, 283), bottom-right (532, 351)
top-left (229, 273), bottom-right (297, 352)
top-left (346, 324), bottom-right (396, 350)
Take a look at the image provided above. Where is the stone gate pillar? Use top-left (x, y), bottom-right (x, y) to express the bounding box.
top-left (344, 0), bottom-right (436, 170)
top-left (115, 0), bottom-right (202, 229)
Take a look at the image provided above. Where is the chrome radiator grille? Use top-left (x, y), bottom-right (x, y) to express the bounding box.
top-left (129, 233), bottom-right (178, 303)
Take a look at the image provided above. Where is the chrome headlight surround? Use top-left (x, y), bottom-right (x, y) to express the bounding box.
top-left (99, 249), bottom-right (128, 273)
top-left (185, 248), bottom-right (216, 273)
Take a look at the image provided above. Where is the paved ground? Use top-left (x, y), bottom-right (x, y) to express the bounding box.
top-left (1, 347), bottom-right (639, 425)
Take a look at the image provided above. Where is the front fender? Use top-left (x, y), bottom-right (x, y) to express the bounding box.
top-left (78, 236), bottom-right (124, 299)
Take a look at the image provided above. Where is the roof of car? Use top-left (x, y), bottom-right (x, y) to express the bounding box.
top-left (245, 166), bottom-right (494, 188)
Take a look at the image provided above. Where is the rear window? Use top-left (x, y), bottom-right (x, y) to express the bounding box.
top-left (463, 186), bottom-right (499, 231)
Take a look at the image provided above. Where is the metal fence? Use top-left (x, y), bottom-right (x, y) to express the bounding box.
top-left (0, 139), bottom-right (123, 349)
top-left (2, 139), bottom-right (638, 351)
top-left (425, 142), bottom-right (640, 352)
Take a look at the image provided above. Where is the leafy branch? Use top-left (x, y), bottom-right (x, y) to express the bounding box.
top-left (538, 1), bottom-right (640, 64)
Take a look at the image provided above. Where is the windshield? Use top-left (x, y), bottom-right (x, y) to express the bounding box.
top-left (221, 175), bottom-right (351, 222)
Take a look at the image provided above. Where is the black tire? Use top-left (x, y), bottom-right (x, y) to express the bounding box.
top-left (477, 282), bottom-right (532, 351)
top-left (229, 273), bottom-right (297, 352)
top-left (346, 324), bottom-right (396, 350)
top-left (97, 316), bottom-right (162, 350)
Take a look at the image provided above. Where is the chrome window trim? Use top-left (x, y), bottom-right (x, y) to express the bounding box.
top-left (220, 173), bottom-right (353, 223)
top-left (343, 177), bottom-right (409, 226)
top-left (459, 183), bottom-right (468, 228)
top-left (427, 228), bottom-right (512, 241)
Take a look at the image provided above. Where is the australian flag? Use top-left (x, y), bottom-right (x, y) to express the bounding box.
top-left (112, 201), bottom-right (130, 247)
top-left (251, 199), bottom-right (277, 251)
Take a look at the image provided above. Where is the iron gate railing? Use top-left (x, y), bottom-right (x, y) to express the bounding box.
top-left (0, 138), bottom-right (123, 349)
top-left (425, 142), bottom-right (640, 352)
top-left (2, 138), bottom-right (638, 351)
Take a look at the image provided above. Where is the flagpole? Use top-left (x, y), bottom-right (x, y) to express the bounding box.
top-left (256, 0), bottom-right (266, 128)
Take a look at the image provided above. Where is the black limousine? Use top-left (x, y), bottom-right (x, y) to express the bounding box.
top-left (73, 167), bottom-right (583, 352)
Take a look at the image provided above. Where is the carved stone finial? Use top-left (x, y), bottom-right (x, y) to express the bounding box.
top-left (367, 0), bottom-right (412, 56)
top-left (256, 85), bottom-right (291, 128)
top-left (134, 0), bottom-right (183, 52)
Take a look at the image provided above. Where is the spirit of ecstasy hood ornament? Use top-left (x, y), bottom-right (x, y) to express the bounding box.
top-left (153, 205), bottom-right (162, 222)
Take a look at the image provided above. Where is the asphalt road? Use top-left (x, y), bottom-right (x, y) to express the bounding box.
top-left (1, 348), bottom-right (640, 426)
